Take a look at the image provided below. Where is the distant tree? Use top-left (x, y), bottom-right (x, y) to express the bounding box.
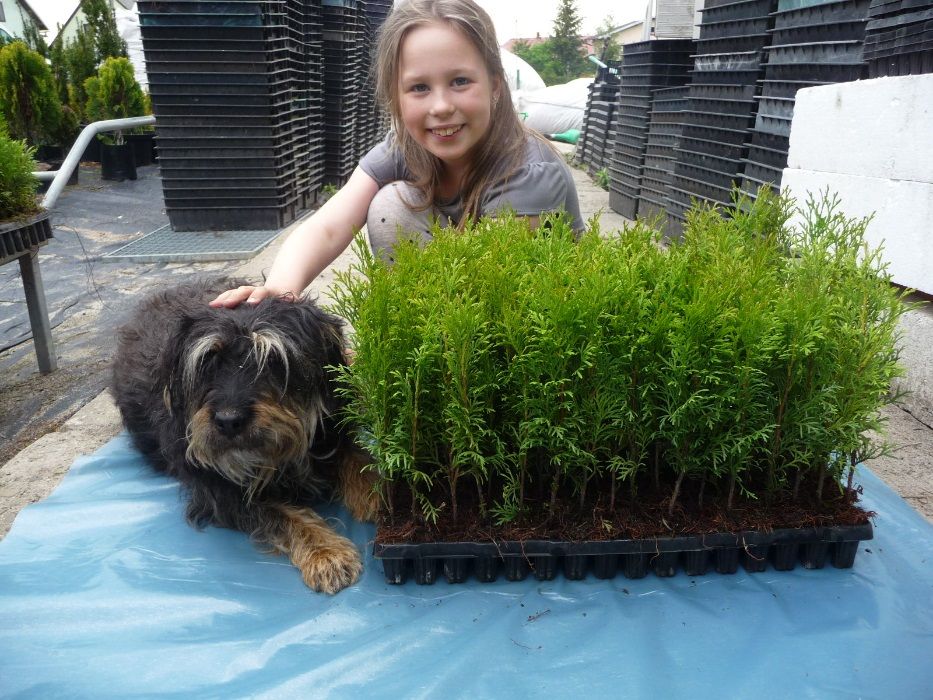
top-left (62, 25), bottom-right (99, 120)
top-left (48, 35), bottom-right (70, 103)
top-left (512, 40), bottom-right (562, 86)
top-left (81, 0), bottom-right (128, 63)
top-left (550, 0), bottom-right (590, 82)
top-left (594, 16), bottom-right (621, 63)
top-left (22, 18), bottom-right (48, 57)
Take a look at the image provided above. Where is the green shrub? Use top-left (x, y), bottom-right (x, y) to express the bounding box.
top-left (84, 57), bottom-right (147, 145)
top-left (331, 190), bottom-right (912, 526)
top-left (0, 130), bottom-right (40, 221)
top-left (595, 167), bottom-right (609, 190)
top-left (0, 41), bottom-right (63, 146)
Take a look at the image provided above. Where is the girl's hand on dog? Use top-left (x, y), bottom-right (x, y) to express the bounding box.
top-left (209, 285), bottom-right (286, 308)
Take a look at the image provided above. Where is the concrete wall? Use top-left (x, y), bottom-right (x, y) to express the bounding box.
top-left (782, 74), bottom-right (933, 423)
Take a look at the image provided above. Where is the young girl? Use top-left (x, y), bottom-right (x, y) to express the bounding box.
top-left (211, 0), bottom-right (583, 309)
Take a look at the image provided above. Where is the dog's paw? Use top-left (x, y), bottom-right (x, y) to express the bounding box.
top-left (296, 537), bottom-right (363, 594)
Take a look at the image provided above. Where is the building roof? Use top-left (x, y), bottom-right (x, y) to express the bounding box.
top-left (18, 0), bottom-right (48, 30)
top-left (595, 19), bottom-right (643, 40)
top-left (501, 34), bottom-right (547, 53)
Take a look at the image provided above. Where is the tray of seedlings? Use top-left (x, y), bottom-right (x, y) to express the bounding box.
top-left (330, 190), bottom-right (910, 585)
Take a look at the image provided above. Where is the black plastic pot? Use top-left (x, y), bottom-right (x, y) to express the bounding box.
top-left (375, 522), bottom-right (873, 585)
top-left (100, 142), bottom-right (137, 182)
top-left (125, 133), bottom-right (156, 167)
top-left (36, 160), bottom-right (79, 193)
top-left (81, 134), bottom-right (102, 163)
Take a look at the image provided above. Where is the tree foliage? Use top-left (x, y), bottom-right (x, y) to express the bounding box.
top-left (511, 0), bottom-right (592, 85)
top-left (0, 125), bottom-right (40, 221)
top-left (81, 0), bottom-right (128, 63)
top-left (84, 57), bottom-right (147, 144)
top-left (22, 18), bottom-right (48, 57)
top-left (550, 0), bottom-right (590, 80)
top-left (0, 41), bottom-right (62, 145)
top-left (332, 190), bottom-right (912, 526)
top-left (594, 15), bottom-right (621, 63)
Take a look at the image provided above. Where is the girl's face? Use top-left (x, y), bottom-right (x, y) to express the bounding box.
top-left (397, 21), bottom-right (498, 180)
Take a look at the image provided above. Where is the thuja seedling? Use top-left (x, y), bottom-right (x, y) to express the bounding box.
top-left (330, 189), bottom-right (912, 529)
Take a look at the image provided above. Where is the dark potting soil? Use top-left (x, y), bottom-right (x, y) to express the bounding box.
top-left (375, 474), bottom-right (873, 546)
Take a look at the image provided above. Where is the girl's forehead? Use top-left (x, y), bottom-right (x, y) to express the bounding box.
top-left (398, 21), bottom-right (485, 73)
top-left (400, 20), bottom-right (476, 54)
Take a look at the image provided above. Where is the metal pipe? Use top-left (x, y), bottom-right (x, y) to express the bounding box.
top-left (37, 115), bottom-right (156, 210)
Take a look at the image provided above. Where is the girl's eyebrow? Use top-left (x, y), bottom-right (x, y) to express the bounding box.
top-left (400, 66), bottom-right (481, 82)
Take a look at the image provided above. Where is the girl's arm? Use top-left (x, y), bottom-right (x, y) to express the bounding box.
top-left (210, 167), bottom-right (380, 308)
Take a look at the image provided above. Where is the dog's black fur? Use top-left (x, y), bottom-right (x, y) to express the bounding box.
top-left (111, 278), bottom-right (375, 593)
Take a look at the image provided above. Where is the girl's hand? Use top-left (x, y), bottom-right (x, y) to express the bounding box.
top-left (209, 285), bottom-right (285, 308)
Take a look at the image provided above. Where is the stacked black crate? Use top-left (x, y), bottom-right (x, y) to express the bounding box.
top-left (637, 86), bottom-right (690, 221)
top-left (323, 0), bottom-right (362, 186)
top-left (356, 1), bottom-right (392, 157)
top-left (301, 0), bottom-right (326, 198)
top-left (666, 0), bottom-right (777, 233)
top-left (608, 40), bottom-right (694, 220)
top-left (139, 0), bottom-right (317, 231)
top-left (864, 0), bottom-right (933, 78)
top-left (574, 80), bottom-right (596, 167)
top-left (740, 0), bottom-right (870, 200)
top-left (577, 65), bottom-right (620, 173)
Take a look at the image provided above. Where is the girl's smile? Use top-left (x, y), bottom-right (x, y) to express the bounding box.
top-left (397, 21), bottom-right (498, 182)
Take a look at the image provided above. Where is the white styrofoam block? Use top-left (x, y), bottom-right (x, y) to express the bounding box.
top-left (787, 75), bottom-right (933, 183)
top-left (782, 168), bottom-right (933, 295)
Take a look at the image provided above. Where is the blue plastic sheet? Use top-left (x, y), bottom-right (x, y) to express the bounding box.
top-left (2, 433), bottom-right (932, 698)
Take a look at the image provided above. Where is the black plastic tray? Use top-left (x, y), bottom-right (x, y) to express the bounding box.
top-left (375, 522), bottom-right (872, 584)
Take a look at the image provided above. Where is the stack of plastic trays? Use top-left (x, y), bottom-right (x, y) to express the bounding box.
top-left (323, 0), bottom-right (363, 186)
top-left (139, 0), bottom-right (317, 231)
top-left (607, 39), bottom-right (694, 220)
top-left (663, 0), bottom-right (777, 234)
top-left (637, 86), bottom-right (690, 223)
top-left (297, 0), bottom-right (326, 198)
top-left (575, 80), bottom-right (597, 167)
top-left (359, 0), bottom-right (392, 155)
top-left (578, 63), bottom-right (620, 173)
top-left (864, 0), bottom-right (933, 77)
top-left (740, 0), bottom-right (870, 200)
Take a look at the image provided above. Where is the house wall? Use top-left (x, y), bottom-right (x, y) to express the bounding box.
top-left (782, 74), bottom-right (933, 421)
top-left (617, 24), bottom-right (647, 48)
top-left (0, 0), bottom-right (34, 40)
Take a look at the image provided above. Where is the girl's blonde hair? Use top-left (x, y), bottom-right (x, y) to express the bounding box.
top-left (373, 0), bottom-right (528, 227)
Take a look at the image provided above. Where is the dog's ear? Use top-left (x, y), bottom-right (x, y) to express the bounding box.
top-left (156, 311), bottom-right (201, 419)
top-left (271, 300), bottom-right (347, 404)
top-left (279, 300), bottom-right (346, 367)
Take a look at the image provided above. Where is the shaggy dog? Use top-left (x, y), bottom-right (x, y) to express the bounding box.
top-left (111, 278), bottom-right (376, 594)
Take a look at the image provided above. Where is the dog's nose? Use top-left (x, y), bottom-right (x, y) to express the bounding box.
top-left (212, 408), bottom-right (249, 437)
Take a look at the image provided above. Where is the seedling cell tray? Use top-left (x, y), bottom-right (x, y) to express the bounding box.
top-left (375, 522), bottom-right (872, 584)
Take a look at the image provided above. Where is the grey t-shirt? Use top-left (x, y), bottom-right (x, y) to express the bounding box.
top-left (359, 131), bottom-right (585, 231)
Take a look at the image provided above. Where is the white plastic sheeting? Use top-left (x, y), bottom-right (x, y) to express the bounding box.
top-left (1, 434), bottom-right (931, 696)
top-left (516, 77), bottom-right (592, 135)
top-left (500, 48), bottom-right (546, 93)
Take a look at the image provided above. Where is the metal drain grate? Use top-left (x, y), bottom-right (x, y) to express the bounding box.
top-left (103, 225), bottom-right (284, 263)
